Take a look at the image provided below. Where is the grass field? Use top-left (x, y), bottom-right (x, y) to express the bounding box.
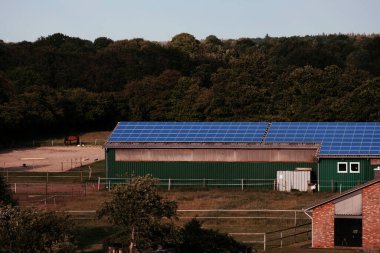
top-left (52, 189), bottom-right (366, 253)
top-left (50, 188), bottom-right (337, 252)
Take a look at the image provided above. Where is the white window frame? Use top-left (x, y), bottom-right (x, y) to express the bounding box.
top-left (337, 162), bottom-right (348, 173)
top-left (350, 162), bottom-right (360, 173)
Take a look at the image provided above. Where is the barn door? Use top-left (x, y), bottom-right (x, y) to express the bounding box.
top-left (334, 218), bottom-right (362, 247)
top-left (334, 192), bottom-right (362, 247)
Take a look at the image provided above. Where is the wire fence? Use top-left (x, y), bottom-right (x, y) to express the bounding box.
top-left (99, 178), bottom-right (369, 193)
top-left (13, 182), bottom-right (102, 208)
top-left (318, 179), bottom-right (367, 193)
top-left (99, 177), bottom-right (279, 191)
top-left (0, 170), bottom-right (96, 183)
top-left (0, 159), bottom-right (95, 173)
top-left (3, 173), bottom-right (366, 193)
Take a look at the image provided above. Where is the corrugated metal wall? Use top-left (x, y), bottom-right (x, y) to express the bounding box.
top-left (319, 158), bottom-right (375, 192)
top-left (106, 149), bottom-right (316, 187)
top-left (115, 148), bottom-right (317, 162)
top-left (276, 171), bottom-right (311, 192)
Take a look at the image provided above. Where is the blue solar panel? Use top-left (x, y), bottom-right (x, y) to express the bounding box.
top-left (107, 122), bottom-right (380, 156)
top-left (108, 122), bottom-right (268, 143)
top-left (266, 122), bottom-right (380, 155)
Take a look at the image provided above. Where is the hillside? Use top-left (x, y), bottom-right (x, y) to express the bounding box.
top-left (1, 33), bottom-right (380, 143)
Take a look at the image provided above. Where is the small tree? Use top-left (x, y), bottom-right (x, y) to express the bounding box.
top-left (97, 175), bottom-right (177, 253)
top-left (0, 175), bottom-right (17, 206)
top-left (0, 206), bottom-right (76, 252)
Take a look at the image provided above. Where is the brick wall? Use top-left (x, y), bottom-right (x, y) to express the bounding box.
top-left (362, 182), bottom-right (380, 249)
top-left (312, 202), bottom-right (335, 248)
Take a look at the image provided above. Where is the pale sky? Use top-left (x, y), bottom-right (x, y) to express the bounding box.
top-left (1, 0), bottom-right (379, 42)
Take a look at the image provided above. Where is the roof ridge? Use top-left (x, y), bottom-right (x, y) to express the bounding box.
top-left (304, 177), bottom-right (380, 211)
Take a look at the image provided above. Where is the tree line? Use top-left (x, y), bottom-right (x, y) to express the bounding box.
top-left (1, 33), bottom-right (380, 142)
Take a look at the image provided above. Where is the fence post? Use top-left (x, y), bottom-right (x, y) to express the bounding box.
top-left (294, 211), bottom-right (297, 226)
top-left (203, 178), bottom-right (206, 188)
top-left (45, 182), bottom-right (48, 206)
top-left (339, 184), bottom-right (342, 193)
top-left (51, 140), bottom-right (54, 146)
top-left (263, 233), bottom-right (266, 251)
top-left (331, 179), bottom-right (334, 192)
top-left (6, 169), bottom-right (9, 182)
top-left (273, 180), bottom-right (276, 191)
top-left (241, 179), bottom-right (244, 191)
top-left (280, 232), bottom-right (283, 248)
top-left (168, 178), bottom-right (171, 191)
top-left (97, 177), bottom-right (100, 191)
top-left (88, 166), bottom-right (92, 180)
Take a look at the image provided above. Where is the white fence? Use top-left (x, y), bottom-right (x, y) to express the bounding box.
top-left (98, 177), bottom-right (278, 191)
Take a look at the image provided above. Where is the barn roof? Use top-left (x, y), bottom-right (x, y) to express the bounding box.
top-left (304, 177), bottom-right (380, 211)
top-left (104, 122), bottom-right (380, 157)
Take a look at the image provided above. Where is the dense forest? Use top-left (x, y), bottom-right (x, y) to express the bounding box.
top-left (1, 33), bottom-right (380, 142)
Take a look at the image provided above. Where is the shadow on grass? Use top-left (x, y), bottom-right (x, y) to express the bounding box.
top-left (75, 225), bottom-right (118, 252)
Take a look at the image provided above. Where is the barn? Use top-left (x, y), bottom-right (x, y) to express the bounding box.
top-left (104, 122), bottom-right (380, 191)
top-left (304, 175), bottom-right (380, 249)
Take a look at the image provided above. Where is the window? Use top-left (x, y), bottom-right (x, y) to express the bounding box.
top-left (350, 162), bottom-right (360, 173)
top-left (338, 162), bottom-right (348, 173)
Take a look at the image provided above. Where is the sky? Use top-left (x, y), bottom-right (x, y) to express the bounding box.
top-left (1, 0), bottom-right (380, 42)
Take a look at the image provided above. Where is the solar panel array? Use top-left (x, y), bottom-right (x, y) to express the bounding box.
top-left (107, 122), bottom-right (380, 156)
top-left (266, 122), bottom-right (380, 155)
top-left (108, 122), bottom-right (268, 143)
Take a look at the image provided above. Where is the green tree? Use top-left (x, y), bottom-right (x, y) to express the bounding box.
top-left (125, 70), bottom-right (182, 120)
top-left (0, 206), bottom-right (76, 252)
top-left (168, 33), bottom-right (200, 58)
top-left (0, 175), bottom-right (17, 206)
top-left (97, 175), bottom-right (177, 253)
top-left (94, 37), bottom-right (113, 49)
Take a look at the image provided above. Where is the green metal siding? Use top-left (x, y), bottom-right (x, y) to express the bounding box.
top-left (106, 149), bottom-right (317, 187)
top-left (319, 158), bottom-right (375, 192)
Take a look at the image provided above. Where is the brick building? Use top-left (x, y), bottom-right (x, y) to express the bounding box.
top-left (304, 176), bottom-right (380, 250)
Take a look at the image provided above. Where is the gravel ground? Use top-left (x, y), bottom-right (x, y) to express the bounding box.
top-left (0, 146), bottom-right (104, 172)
